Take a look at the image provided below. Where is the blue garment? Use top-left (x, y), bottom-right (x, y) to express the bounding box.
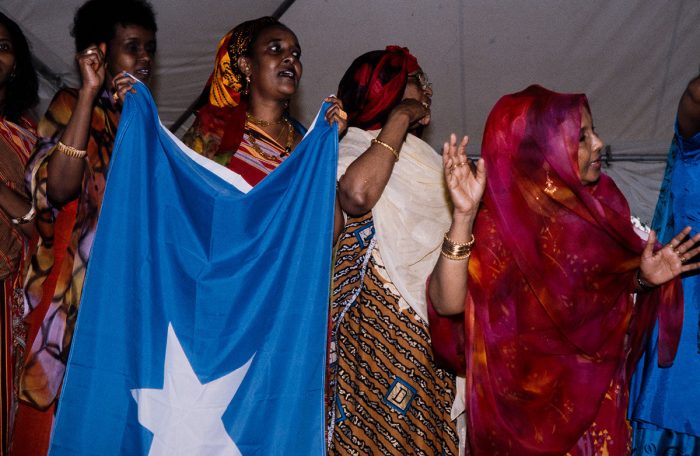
top-left (48, 85), bottom-right (337, 455)
top-left (630, 122), bottom-right (700, 455)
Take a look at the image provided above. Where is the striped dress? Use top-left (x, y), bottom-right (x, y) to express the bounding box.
top-left (328, 213), bottom-right (459, 455)
top-left (0, 116), bottom-right (35, 455)
top-left (183, 115), bottom-right (303, 187)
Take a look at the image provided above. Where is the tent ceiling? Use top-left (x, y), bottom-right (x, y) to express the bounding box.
top-left (2, 0), bottom-right (700, 156)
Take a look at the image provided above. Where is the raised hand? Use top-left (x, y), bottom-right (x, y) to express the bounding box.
top-left (75, 45), bottom-right (106, 96)
top-left (640, 226), bottom-right (700, 287)
top-left (442, 134), bottom-right (486, 217)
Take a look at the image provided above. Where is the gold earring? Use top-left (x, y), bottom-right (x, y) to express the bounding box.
top-left (243, 75), bottom-right (251, 95)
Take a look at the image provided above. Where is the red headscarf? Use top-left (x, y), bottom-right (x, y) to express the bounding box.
top-left (337, 45), bottom-right (420, 130)
top-left (432, 85), bottom-right (683, 454)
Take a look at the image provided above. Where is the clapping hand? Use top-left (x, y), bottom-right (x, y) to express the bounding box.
top-left (640, 226), bottom-right (700, 287)
top-left (442, 134), bottom-right (486, 218)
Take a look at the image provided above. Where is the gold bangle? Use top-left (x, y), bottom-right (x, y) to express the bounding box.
top-left (440, 250), bottom-right (471, 261)
top-left (444, 233), bottom-right (475, 249)
top-left (371, 138), bottom-right (399, 162)
top-left (442, 232), bottom-right (475, 258)
top-left (442, 244), bottom-right (472, 257)
top-left (56, 141), bottom-right (87, 159)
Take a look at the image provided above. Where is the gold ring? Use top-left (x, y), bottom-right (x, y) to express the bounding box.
top-left (337, 109), bottom-right (347, 120)
top-left (681, 256), bottom-right (688, 264)
top-left (112, 91), bottom-right (120, 103)
top-left (421, 101), bottom-right (430, 109)
top-left (80, 48), bottom-right (97, 57)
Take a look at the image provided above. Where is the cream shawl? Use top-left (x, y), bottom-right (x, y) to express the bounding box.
top-left (337, 127), bottom-right (451, 323)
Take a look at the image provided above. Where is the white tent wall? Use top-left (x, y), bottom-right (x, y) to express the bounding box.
top-left (2, 1), bottom-right (699, 223)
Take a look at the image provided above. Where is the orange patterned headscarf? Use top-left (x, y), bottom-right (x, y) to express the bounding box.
top-left (206, 17), bottom-right (278, 108)
top-left (193, 17), bottom-right (280, 154)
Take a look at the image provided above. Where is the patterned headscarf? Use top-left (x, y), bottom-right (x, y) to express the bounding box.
top-left (337, 46), bottom-right (420, 131)
top-left (192, 17), bottom-right (280, 155)
top-left (433, 85), bottom-right (683, 455)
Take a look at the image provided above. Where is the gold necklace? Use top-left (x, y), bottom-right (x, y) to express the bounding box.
top-left (245, 117), bottom-right (295, 160)
top-left (245, 112), bottom-right (286, 127)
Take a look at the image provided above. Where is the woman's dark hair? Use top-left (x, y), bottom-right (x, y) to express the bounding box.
top-left (238, 17), bottom-right (286, 57)
top-left (0, 12), bottom-right (39, 122)
top-left (71, 0), bottom-right (157, 52)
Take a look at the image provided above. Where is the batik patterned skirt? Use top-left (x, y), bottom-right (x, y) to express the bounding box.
top-left (328, 214), bottom-right (459, 455)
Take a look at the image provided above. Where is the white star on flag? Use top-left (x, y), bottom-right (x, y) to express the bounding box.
top-left (131, 323), bottom-right (254, 456)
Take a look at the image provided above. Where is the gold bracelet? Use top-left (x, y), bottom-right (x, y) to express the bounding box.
top-left (440, 250), bottom-right (471, 261)
top-left (441, 244), bottom-right (472, 257)
top-left (442, 233), bottom-right (475, 257)
top-left (444, 233), bottom-right (475, 249)
top-left (56, 141), bottom-right (87, 159)
top-left (371, 138), bottom-right (399, 162)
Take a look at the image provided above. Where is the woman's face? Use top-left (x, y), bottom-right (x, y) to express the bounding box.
top-left (242, 25), bottom-right (302, 101)
top-left (577, 106), bottom-right (604, 186)
top-left (402, 70), bottom-right (433, 125)
top-left (105, 24), bottom-right (156, 86)
top-left (0, 24), bottom-right (16, 89)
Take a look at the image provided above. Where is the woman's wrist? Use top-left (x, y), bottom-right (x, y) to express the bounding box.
top-left (385, 109), bottom-right (412, 130)
top-left (634, 269), bottom-right (656, 293)
top-left (452, 210), bottom-right (477, 226)
top-left (78, 85), bottom-right (100, 102)
top-left (446, 215), bottom-right (475, 244)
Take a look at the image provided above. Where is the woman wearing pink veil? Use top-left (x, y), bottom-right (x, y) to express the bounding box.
top-left (429, 85), bottom-right (700, 455)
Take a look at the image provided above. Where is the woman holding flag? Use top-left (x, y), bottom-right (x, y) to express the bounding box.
top-left (184, 17), bottom-right (347, 188)
top-left (13, 1), bottom-right (158, 453)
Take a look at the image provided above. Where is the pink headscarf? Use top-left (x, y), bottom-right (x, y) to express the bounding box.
top-left (431, 85), bottom-right (682, 454)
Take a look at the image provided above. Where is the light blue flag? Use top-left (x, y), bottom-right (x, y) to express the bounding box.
top-left (49, 84), bottom-right (337, 455)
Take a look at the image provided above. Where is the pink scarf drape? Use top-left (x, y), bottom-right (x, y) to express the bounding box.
top-left (431, 85), bottom-right (682, 455)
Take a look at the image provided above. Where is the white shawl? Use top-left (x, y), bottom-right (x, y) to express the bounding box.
top-left (337, 127), bottom-right (452, 323)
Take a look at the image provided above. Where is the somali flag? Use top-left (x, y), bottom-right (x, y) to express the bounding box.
top-left (48, 84), bottom-right (337, 455)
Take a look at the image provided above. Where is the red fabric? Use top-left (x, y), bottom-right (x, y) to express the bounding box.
top-left (194, 100), bottom-right (248, 161)
top-left (9, 401), bottom-right (53, 456)
top-left (10, 201), bottom-right (76, 456)
top-left (23, 200), bottom-right (77, 351)
top-left (338, 45), bottom-right (419, 131)
top-left (426, 279), bottom-right (466, 374)
top-left (431, 85), bottom-right (682, 455)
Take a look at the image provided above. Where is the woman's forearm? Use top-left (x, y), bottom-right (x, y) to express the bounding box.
top-left (337, 112), bottom-right (411, 216)
top-left (428, 212), bottom-right (476, 315)
top-left (678, 75), bottom-right (700, 138)
top-left (0, 185), bottom-right (35, 238)
top-left (46, 88), bottom-right (97, 206)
